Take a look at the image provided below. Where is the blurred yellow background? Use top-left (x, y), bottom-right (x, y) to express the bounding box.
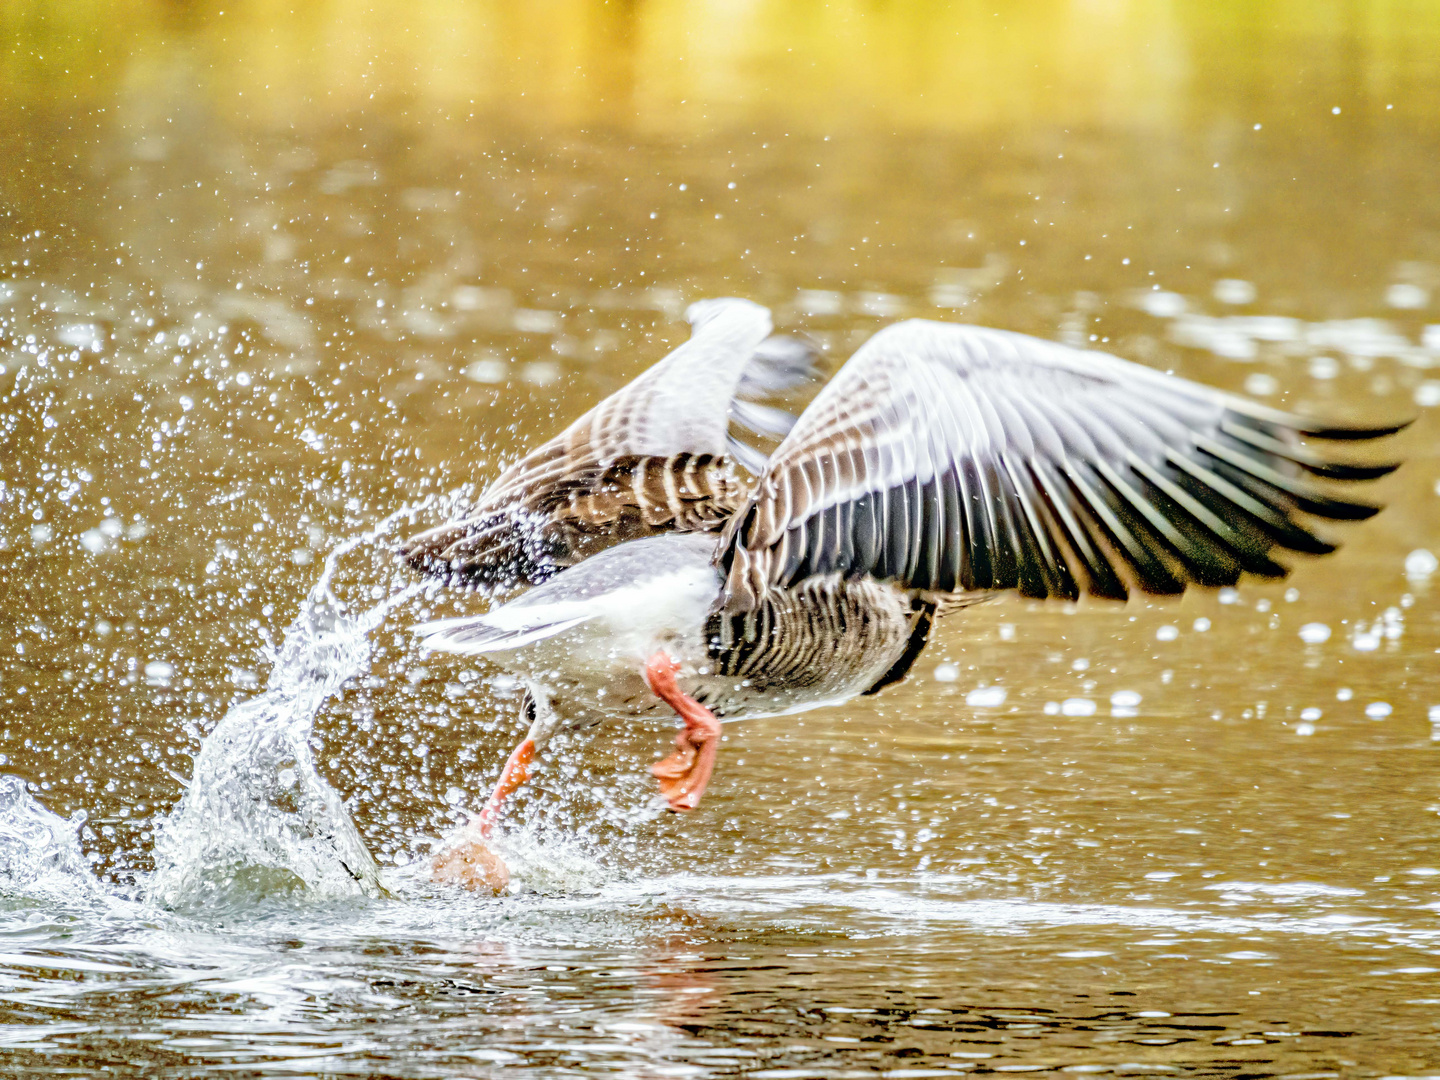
top-left (6, 0), bottom-right (1440, 133)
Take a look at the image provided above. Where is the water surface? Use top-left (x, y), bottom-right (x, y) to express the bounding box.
top-left (2, 2), bottom-right (1440, 1075)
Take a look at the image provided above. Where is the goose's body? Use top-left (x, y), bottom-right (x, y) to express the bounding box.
top-left (404, 303), bottom-right (1403, 889)
top-left (414, 531), bottom-right (931, 727)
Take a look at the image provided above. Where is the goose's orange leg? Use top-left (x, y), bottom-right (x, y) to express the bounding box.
top-left (473, 737), bottom-right (537, 838)
top-left (430, 740), bottom-right (531, 892)
top-left (644, 652), bottom-right (722, 811)
top-left (432, 689), bottom-right (557, 892)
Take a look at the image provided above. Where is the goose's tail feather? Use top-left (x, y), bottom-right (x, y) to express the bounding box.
top-left (412, 611), bottom-right (595, 655)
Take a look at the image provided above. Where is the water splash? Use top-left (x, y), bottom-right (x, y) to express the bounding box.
top-left (149, 517), bottom-right (418, 911)
top-left (0, 775), bottom-right (98, 904)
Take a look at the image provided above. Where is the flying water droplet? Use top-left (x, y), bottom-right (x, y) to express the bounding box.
top-left (965, 686), bottom-right (1006, 707)
top-left (1405, 549), bottom-right (1437, 579)
top-left (0, 776), bottom-right (96, 902)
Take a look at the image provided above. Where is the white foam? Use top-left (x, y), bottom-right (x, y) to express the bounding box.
top-left (0, 776), bottom-right (98, 903)
top-left (1214, 279), bottom-right (1257, 305)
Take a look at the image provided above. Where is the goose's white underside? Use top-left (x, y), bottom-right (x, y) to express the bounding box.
top-left (412, 533), bottom-right (906, 727)
top-left (414, 535), bottom-right (725, 724)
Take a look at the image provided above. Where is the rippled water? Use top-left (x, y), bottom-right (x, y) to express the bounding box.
top-left (3, 1), bottom-right (1440, 1075)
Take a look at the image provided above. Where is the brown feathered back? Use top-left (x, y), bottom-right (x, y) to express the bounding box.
top-left (401, 449), bottom-right (746, 586)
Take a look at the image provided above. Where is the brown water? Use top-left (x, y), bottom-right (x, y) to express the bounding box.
top-left (3, 1), bottom-right (1440, 1075)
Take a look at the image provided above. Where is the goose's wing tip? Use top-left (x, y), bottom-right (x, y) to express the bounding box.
top-left (1298, 416), bottom-right (1415, 441)
top-left (738, 333), bottom-right (823, 396)
top-left (411, 611), bottom-right (598, 655)
top-left (1232, 402), bottom-right (1415, 441)
top-left (409, 615), bottom-right (470, 638)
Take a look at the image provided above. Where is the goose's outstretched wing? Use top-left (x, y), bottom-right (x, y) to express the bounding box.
top-left (715, 320), bottom-right (1404, 611)
top-left (400, 298), bottom-right (817, 587)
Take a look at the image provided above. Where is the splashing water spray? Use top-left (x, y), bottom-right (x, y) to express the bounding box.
top-left (0, 497), bottom-right (615, 908)
top-left (146, 511), bottom-right (419, 911)
top-left (0, 774), bottom-right (99, 904)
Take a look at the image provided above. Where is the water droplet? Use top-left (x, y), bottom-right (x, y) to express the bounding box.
top-left (1386, 283), bottom-right (1429, 310)
top-left (1243, 372), bottom-right (1278, 397)
top-left (521, 360), bottom-right (562, 386)
top-left (1415, 381), bottom-right (1440, 408)
top-left (143, 660), bottom-right (174, 686)
top-left (1213, 279), bottom-right (1256, 305)
top-left (1405, 549), bottom-right (1437, 578)
top-left (1138, 290), bottom-right (1186, 318)
top-left (1352, 628), bottom-right (1381, 652)
top-left (965, 686), bottom-right (1006, 707)
top-left (463, 359), bottom-right (507, 384)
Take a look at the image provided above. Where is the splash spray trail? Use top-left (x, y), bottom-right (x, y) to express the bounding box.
top-left (147, 513), bottom-right (418, 910)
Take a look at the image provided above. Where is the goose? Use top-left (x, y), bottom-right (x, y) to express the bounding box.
top-left (408, 305), bottom-right (1403, 889)
top-left (397, 298), bottom-right (816, 590)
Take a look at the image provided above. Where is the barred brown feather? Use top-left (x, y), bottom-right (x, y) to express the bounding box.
top-left (398, 298), bottom-right (819, 588)
top-left (401, 452), bottom-right (746, 587)
top-left (704, 573), bottom-right (930, 702)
